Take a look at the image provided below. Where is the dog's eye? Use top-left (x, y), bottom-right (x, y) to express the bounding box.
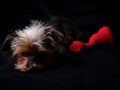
top-left (46, 33), bottom-right (58, 42)
top-left (43, 37), bottom-right (56, 48)
top-left (43, 37), bottom-right (52, 43)
top-left (21, 52), bottom-right (28, 57)
top-left (34, 52), bottom-right (49, 63)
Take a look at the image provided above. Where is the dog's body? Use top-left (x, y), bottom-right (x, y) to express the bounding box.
top-left (0, 17), bottom-right (81, 72)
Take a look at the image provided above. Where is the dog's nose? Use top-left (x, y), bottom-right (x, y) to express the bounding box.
top-left (26, 66), bottom-right (32, 71)
top-left (26, 62), bottom-right (32, 71)
top-left (32, 63), bottom-right (44, 69)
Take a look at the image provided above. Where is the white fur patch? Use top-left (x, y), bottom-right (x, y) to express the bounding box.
top-left (11, 21), bottom-right (51, 50)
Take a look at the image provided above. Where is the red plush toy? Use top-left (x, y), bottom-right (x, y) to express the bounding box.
top-left (69, 26), bottom-right (114, 53)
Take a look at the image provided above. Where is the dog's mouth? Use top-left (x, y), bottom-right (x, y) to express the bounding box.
top-left (14, 56), bottom-right (31, 72)
top-left (14, 52), bottom-right (54, 72)
top-left (15, 59), bottom-right (45, 72)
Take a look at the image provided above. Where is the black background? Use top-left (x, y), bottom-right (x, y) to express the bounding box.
top-left (0, 0), bottom-right (120, 90)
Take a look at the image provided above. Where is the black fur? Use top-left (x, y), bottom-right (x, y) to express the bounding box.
top-left (49, 17), bottom-right (81, 45)
top-left (0, 33), bottom-right (18, 52)
top-left (0, 17), bottom-right (81, 71)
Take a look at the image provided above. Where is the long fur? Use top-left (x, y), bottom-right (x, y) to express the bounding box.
top-left (11, 21), bottom-right (51, 51)
top-left (0, 17), bottom-right (81, 72)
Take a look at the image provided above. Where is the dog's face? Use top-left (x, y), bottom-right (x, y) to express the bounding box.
top-left (1, 21), bottom-right (66, 72)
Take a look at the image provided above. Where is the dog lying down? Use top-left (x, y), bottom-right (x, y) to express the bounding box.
top-left (0, 17), bottom-right (81, 72)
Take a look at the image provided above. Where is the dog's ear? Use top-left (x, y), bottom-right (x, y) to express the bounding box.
top-left (45, 28), bottom-right (64, 43)
top-left (49, 17), bottom-right (81, 40)
top-left (0, 33), bottom-right (18, 52)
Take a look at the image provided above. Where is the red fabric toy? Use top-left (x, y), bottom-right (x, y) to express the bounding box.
top-left (69, 26), bottom-right (114, 53)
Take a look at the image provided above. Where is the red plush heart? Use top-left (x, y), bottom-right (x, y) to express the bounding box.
top-left (69, 26), bottom-right (114, 53)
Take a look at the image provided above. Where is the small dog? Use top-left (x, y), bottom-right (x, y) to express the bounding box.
top-left (0, 17), bottom-right (81, 72)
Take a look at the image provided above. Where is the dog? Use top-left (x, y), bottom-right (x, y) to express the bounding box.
top-left (0, 17), bottom-right (81, 72)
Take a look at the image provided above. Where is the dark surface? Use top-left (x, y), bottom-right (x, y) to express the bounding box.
top-left (0, 0), bottom-right (120, 90)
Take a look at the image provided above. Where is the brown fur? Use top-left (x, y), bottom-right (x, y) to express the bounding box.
top-left (0, 17), bottom-right (81, 72)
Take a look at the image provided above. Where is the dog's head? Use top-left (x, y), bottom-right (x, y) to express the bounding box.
top-left (0, 21), bottom-right (65, 72)
top-left (1, 17), bottom-right (81, 72)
